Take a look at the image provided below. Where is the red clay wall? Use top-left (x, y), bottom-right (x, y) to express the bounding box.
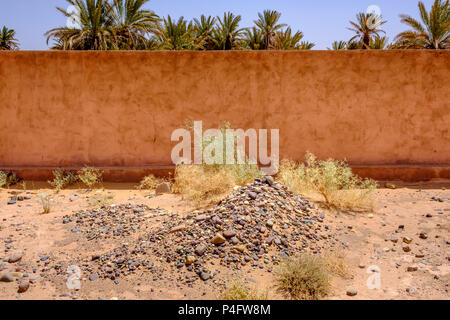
top-left (0, 51), bottom-right (449, 181)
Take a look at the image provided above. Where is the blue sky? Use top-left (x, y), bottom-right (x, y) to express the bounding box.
top-left (0, 0), bottom-right (434, 50)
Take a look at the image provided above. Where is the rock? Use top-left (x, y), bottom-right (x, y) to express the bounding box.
top-left (91, 254), bottom-right (101, 261)
top-left (7, 201), bottom-right (16, 205)
top-left (426, 213), bottom-right (432, 218)
top-left (156, 182), bottom-right (171, 195)
top-left (419, 232), bottom-right (428, 240)
top-left (385, 183), bottom-right (396, 189)
top-left (8, 253), bottom-right (23, 263)
top-left (346, 289), bottom-right (358, 296)
top-left (17, 281), bottom-right (30, 293)
top-left (402, 246), bottom-right (411, 252)
top-left (89, 273), bottom-right (99, 281)
top-left (407, 265), bottom-right (418, 272)
top-left (403, 237), bottom-right (412, 244)
top-left (265, 176), bottom-right (275, 186)
top-left (248, 192), bottom-right (257, 200)
top-left (40, 256), bottom-right (49, 262)
top-left (185, 256), bottom-right (195, 265)
top-left (0, 273), bottom-right (14, 282)
top-left (69, 194), bottom-right (79, 202)
top-left (211, 234), bottom-right (226, 245)
top-left (200, 272), bottom-right (210, 281)
top-left (195, 244), bottom-right (207, 256)
top-left (390, 235), bottom-right (398, 243)
top-left (266, 220), bottom-right (274, 227)
top-left (170, 225), bottom-right (186, 233)
top-left (223, 230), bottom-right (236, 238)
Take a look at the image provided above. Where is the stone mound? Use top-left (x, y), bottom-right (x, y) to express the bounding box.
top-left (77, 177), bottom-right (337, 283)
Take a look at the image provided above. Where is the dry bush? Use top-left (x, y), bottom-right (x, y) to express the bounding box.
top-left (77, 167), bottom-right (103, 188)
top-left (0, 171), bottom-right (20, 188)
top-left (88, 191), bottom-right (115, 208)
top-left (173, 165), bottom-right (236, 204)
top-left (48, 169), bottom-right (78, 191)
top-left (278, 152), bottom-right (377, 212)
top-left (274, 254), bottom-right (331, 300)
top-left (221, 277), bottom-right (268, 300)
top-left (138, 174), bottom-right (166, 190)
top-left (38, 193), bottom-right (52, 214)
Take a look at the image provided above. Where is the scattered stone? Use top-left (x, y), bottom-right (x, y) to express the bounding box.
top-left (0, 273), bottom-right (14, 282)
top-left (195, 244), bottom-right (207, 256)
top-left (223, 230), bottom-right (236, 239)
top-left (7, 201), bottom-right (16, 205)
top-left (170, 225), bottom-right (186, 233)
top-left (385, 183), bottom-right (396, 189)
top-left (17, 281), bottom-right (29, 293)
top-left (407, 265), bottom-right (418, 272)
top-left (403, 237), bottom-right (412, 244)
top-left (8, 253), bottom-right (23, 263)
top-left (185, 256), bottom-right (195, 265)
top-left (402, 246), bottom-right (411, 253)
top-left (346, 289), bottom-right (358, 296)
top-left (419, 232), bottom-right (428, 240)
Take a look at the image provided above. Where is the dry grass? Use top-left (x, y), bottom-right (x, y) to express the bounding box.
top-left (48, 169), bottom-right (78, 191)
top-left (221, 277), bottom-right (268, 300)
top-left (0, 171), bottom-right (7, 188)
top-left (77, 167), bottom-right (103, 189)
top-left (173, 165), bottom-right (236, 205)
top-left (138, 174), bottom-right (166, 190)
top-left (278, 152), bottom-right (377, 212)
top-left (274, 254), bottom-right (331, 300)
top-left (322, 250), bottom-right (353, 279)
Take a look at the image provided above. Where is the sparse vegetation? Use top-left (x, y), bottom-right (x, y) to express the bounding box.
top-left (274, 254), bottom-right (331, 300)
top-left (0, 171), bottom-right (20, 188)
top-left (323, 250), bottom-right (352, 279)
top-left (221, 277), bottom-right (268, 300)
top-left (38, 193), bottom-right (53, 214)
top-left (278, 152), bottom-right (377, 212)
top-left (138, 174), bottom-right (165, 190)
top-left (88, 191), bottom-right (115, 207)
top-left (77, 167), bottom-right (103, 188)
top-left (48, 169), bottom-right (78, 191)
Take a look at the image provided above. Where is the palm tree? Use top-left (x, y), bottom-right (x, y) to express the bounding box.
top-left (110, 0), bottom-right (159, 49)
top-left (155, 15), bottom-right (196, 50)
top-left (244, 27), bottom-right (264, 50)
top-left (213, 12), bottom-right (246, 50)
top-left (328, 40), bottom-right (347, 50)
top-left (254, 10), bottom-right (287, 49)
top-left (273, 27), bottom-right (314, 50)
top-left (193, 15), bottom-right (217, 50)
top-left (369, 36), bottom-right (389, 49)
top-left (394, 0), bottom-right (449, 49)
top-left (0, 26), bottom-right (19, 50)
top-left (45, 0), bottom-right (117, 50)
top-left (348, 12), bottom-right (387, 49)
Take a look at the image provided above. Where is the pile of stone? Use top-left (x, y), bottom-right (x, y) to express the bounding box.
top-left (78, 177), bottom-right (336, 283)
top-left (62, 204), bottom-right (169, 241)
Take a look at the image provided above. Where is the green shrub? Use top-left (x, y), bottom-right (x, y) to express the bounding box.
top-left (0, 171), bottom-right (20, 188)
top-left (48, 169), bottom-right (78, 191)
top-left (77, 167), bottom-right (103, 188)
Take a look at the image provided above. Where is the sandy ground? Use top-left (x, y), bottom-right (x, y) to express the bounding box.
top-left (0, 181), bottom-right (448, 300)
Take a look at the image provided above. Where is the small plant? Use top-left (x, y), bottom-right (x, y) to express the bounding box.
top-left (278, 152), bottom-right (377, 211)
top-left (274, 254), bottom-right (331, 300)
top-left (323, 250), bottom-right (352, 279)
top-left (88, 191), bottom-right (115, 208)
top-left (138, 174), bottom-right (165, 190)
top-left (77, 167), bottom-right (103, 188)
top-left (38, 193), bottom-right (52, 214)
top-left (221, 277), bottom-right (268, 300)
top-left (0, 171), bottom-right (7, 188)
top-left (48, 169), bottom-right (78, 191)
top-left (0, 171), bottom-right (20, 188)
